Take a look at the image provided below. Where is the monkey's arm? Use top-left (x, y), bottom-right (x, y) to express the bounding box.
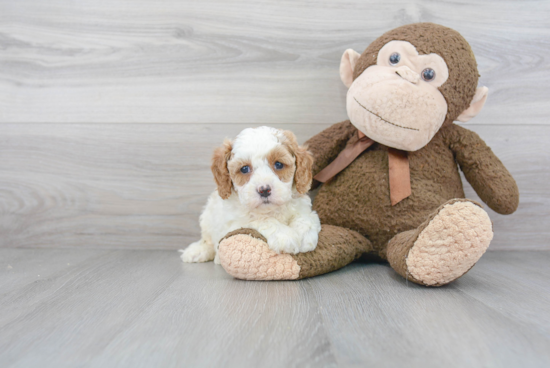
top-left (445, 124), bottom-right (519, 215)
top-left (305, 120), bottom-right (357, 189)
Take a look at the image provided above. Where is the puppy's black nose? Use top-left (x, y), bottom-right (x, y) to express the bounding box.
top-left (258, 185), bottom-right (271, 198)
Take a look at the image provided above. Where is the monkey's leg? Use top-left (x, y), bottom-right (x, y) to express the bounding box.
top-left (218, 225), bottom-right (373, 280)
top-left (386, 198), bottom-right (493, 287)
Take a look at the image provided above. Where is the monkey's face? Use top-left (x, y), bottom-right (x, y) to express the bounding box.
top-left (346, 41), bottom-right (450, 151)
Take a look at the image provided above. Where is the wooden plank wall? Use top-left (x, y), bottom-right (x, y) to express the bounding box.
top-left (1, 0), bottom-right (549, 250)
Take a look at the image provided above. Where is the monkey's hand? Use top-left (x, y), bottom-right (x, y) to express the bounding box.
top-left (447, 124), bottom-right (519, 215)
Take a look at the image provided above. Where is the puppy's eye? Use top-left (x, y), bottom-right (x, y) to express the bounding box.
top-left (274, 162), bottom-right (284, 170)
top-left (421, 68), bottom-right (436, 81)
top-left (389, 52), bottom-right (400, 66)
top-left (240, 165), bottom-right (250, 174)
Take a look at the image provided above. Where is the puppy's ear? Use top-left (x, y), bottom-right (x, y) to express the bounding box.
top-left (211, 139), bottom-right (233, 199)
top-left (294, 144), bottom-right (314, 194)
top-left (282, 131), bottom-right (314, 194)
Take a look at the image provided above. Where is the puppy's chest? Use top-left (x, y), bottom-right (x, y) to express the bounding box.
top-left (220, 202), bottom-right (293, 231)
top-left (246, 210), bottom-right (293, 225)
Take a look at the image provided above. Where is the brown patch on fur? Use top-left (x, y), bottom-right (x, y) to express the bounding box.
top-left (267, 145), bottom-right (295, 183)
top-left (227, 158), bottom-right (253, 187)
top-left (211, 139), bottom-right (233, 199)
top-left (282, 130), bottom-right (314, 194)
top-left (352, 23), bottom-right (479, 126)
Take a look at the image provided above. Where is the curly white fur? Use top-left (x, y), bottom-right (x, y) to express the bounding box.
top-left (180, 127), bottom-right (321, 264)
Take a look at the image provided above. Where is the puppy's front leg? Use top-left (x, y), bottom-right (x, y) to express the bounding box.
top-left (181, 192), bottom-right (219, 263)
top-left (289, 212), bottom-right (322, 253)
top-left (254, 219), bottom-right (301, 254)
top-left (180, 238), bottom-right (216, 263)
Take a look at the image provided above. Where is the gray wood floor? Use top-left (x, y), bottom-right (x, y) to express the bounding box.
top-left (1, 249), bottom-right (549, 368)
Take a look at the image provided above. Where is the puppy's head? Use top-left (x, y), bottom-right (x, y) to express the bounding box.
top-left (211, 127), bottom-right (313, 210)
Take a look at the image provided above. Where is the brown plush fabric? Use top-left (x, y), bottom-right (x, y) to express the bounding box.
top-left (293, 225), bottom-right (373, 279)
top-left (216, 23), bottom-right (518, 286)
top-left (218, 225), bottom-right (373, 280)
top-left (308, 120), bottom-right (359, 190)
top-left (307, 121), bottom-right (518, 256)
top-left (385, 229), bottom-right (423, 284)
top-left (220, 225), bottom-right (372, 280)
top-left (221, 228), bottom-right (267, 243)
top-left (386, 198), bottom-right (483, 286)
top-left (444, 125), bottom-right (520, 214)
top-left (353, 22), bottom-right (479, 126)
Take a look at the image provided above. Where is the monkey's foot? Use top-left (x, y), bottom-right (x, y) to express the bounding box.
top-left (388, 199), bottom-right (493, 286)
top-left (218, 229), bottom-right (300, 280)
top-left (218, 225), bottom-right (372, 280)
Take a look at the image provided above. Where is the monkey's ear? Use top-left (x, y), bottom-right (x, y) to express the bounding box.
top-left (340, 49), bottom-right (361, 88)
top-left (456, 86), bottom-right (489, 123)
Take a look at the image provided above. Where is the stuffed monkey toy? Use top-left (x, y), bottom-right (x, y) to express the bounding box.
top-left (217, 23), bottom-right (519, 286)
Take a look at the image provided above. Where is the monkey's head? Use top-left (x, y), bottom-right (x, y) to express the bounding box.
top-left (341, 23), bottom-right (488, 151)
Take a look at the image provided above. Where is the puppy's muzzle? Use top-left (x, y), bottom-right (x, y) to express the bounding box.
top-left (257, 185), bottom-right (271, 198)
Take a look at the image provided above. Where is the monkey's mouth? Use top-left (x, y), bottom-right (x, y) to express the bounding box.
top-left (353, 97), bottom-right (419, 131)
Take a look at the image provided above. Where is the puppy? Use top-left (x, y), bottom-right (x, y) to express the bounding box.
top-left (180, 126), bottom-right (321, 264)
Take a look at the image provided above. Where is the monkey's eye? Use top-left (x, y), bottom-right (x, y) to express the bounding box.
top-left (274, 162), bottom-right (284, 170)
top-left (422, 68), bottom-right (436, 81)
top-left (240, 165), bottom-right (250, 174)
top-left (389, 52), bottom-right (401, 66)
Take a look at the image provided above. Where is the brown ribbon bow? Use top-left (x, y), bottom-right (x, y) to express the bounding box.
top-left (313, 130), bottom-right (412, 206)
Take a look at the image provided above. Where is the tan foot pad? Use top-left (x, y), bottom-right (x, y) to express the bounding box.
top-left (406, 201), bottom-right (493, 286)
top-left (218, 234), bottom-right (300, 280)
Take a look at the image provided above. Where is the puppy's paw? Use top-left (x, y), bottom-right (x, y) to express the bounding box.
top-left (267, 230), bottom-right (301, 254)
top-left (180, 241), bottom-right (216, 263)
top-left (299, 229), bottom-right (318, 253)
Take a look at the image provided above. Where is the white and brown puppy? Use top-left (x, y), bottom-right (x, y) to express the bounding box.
top-left (180, 126), bottom-right (321, 264)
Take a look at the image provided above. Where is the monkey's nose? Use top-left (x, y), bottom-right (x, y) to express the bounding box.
top-left (395, 65), bottom-right (420, 84)
top-left (258, 185), bottom-right (271, 198)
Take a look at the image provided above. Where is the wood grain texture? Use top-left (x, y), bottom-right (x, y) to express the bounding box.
top-left (0, 248), bottom-right (110, 295)
top-left (1, 249), bottom-right (549, 368)
top-left (0, 1), bottom-right (548, 251)
top-left (0, 123), bottom-right (548, 250)
top-left (0, 0), bottom-right (549, 124)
